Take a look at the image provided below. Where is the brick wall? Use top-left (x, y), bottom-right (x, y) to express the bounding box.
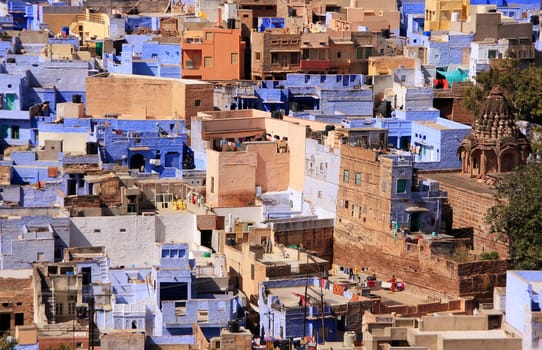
top-left (418, 173), bottom-right (508, 258)
top-left (0, 276), bottom-right (34, 333)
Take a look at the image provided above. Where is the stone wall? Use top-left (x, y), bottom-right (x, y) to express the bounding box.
top-left (418, 173), bottom-right (508, 258)
top-left (0, 274), bottom-right (34, 332)
top-left (333, 231), bottom-right (507, 302)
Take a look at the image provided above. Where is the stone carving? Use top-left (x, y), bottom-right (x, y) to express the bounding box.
top-left (458, 86), bottom-right (531, 176)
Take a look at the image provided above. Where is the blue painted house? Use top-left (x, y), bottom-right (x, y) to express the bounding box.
top-left (104, 37), bottom-right (181, 78)
top-left (253, 74), bottom-right (373, 118)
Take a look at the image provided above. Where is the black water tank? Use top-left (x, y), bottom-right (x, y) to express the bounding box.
top-left (227, 319), bottom-right (240, 333)
top-left (86, 142), bottom-right (98, 155)
top-left (324, 124), bottom-right (335, 136)
top-left (280, 339), bottom-right (290, 350)
top-left (72, 94), bottom-right (82, 103)
top-left (227, 18), bottom-right (235, 29)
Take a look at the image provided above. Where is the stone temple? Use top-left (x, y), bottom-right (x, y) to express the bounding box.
top-left (458, 86), bottom-right (531, 177)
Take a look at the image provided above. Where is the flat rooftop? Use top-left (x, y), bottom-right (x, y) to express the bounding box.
top-left (267, 284), bottom-right (353, 308)
top-left (416, 120), bottom-right (451, 130)
top-left (418, 172), bottom-right (497, 197)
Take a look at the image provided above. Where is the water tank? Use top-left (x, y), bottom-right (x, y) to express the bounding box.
top-left (227, 319), bottom-right (240, 333)
top-left (344, 331), bottom-right (356, 347)
top-left (451, 12), bottom-right (460, 22)
top-left (280, 340), bottom-right (290, 350)
top-left (324, 125), bottom-right (335, 136)
top-left (86, 142), bottom-right (98, 155)
top-left (72, 94), bottom-right (82, 103)
top-left (227, 18), bottom-right (235, 29)
top-left (423, 31), bottom-right (431, 38)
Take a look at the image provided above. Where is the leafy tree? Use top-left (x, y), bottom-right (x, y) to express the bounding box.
top-left (463, 60), bottom-right (542, 124)
top-left (0, 334), bottom-right (17, 350)
top-left (487, 162), bottom-right (542, 269)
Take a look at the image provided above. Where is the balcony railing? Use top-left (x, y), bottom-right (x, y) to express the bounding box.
top-left (300, 59), bottom-right (330, 70)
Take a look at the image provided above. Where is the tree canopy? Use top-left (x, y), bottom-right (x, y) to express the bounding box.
top-left (463, 60), bottom-right (542, 124)
top-left (487, 162), bottom-right (542, 269)
top-left (0, 335), bottom-right (16, 350)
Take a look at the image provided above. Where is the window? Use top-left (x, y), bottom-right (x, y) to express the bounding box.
top-left (37, 252), bottom-right (44, 261)
top-left (162, 249), bottom-right (170, 258)
top-left (382, 181), bottom-right (388, 192)
top-left (69, 302), bottom-right (76, 315)
top-left (120, 228), bottom-right (126, 232)
top-left (488, 50), bottom-right (497, 59)
top-left (15, 313), bottom-right (23, 326)
top-left (210, 176), bottom-right (215, 193)
top-left (251, 264), bottom-right (255, 280)
top-left (195, 99), bottom-right (201, 107)
top-left (175, 302), bottom-right (186, 316)
top-left (355, 172), bottom-right (361, 185)
top-left (356, 47), bottom-right (363, 59)
top-left (205, 32), bottom-right (213, 41)
top-left (197, 310), bottom-right (209, 322)
top-left (231, 53), bottom-right (238, 64)
top-left (11, 125), bottom-right (19, 139)
top-left (55, 303), bottom-right (63, 315)
top-left (343, 169), bottom-right (349, 183)
top-left (185, 60), bottom-right (193, 69)
top-left (290, 52), bottom-right (299, 65)
top-left (396, 179), bottom-right (407, 193)
top-left (94, 229), bottom-right (101, 233)
top-left (204, 57), bottom-right (212, 67)
top-left (255, 52), bottom-right (261, 60)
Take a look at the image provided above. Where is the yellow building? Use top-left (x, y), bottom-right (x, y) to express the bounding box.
top-left (425, 0), bottom-right (470, 31)
top-left (68, 9), bottom-right (124, 48)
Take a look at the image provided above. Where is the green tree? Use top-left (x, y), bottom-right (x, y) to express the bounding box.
top-left (463, 60), bottom-right (542, 124)
top-left (0, 334), bottom-right (17, 350)
top-left (487, 162), bottom-right (542, 269)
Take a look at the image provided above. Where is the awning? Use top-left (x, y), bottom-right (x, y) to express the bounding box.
top-left (405, 206), bottom-right (429, 213)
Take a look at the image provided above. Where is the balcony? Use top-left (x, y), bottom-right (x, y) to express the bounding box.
top-left (300, 59), bottom-right (330, 71)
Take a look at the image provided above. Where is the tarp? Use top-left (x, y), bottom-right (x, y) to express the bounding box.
top-left (436, 68), bottom-right (469, 87)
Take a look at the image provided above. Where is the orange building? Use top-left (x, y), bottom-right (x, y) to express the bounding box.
top-left (181, 28), bottom-right (246, 80)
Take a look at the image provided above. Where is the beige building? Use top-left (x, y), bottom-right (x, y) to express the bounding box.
top-left (42, 6), bottom-right (85, 35)
top-left (85, 73), bottom-right (213, 128)
top-left (368, 56), bottom-right (418, 76)
top-left (425, 0), bottom-right (469, 31)
top-left (191, 109), bottom-right (306, 208)
top-left (251, 30), bottom-right (301, 80)
top-left (224, 227), bottom-right (327, 299)
top-left (364, 313), bottom-right (521, 350)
